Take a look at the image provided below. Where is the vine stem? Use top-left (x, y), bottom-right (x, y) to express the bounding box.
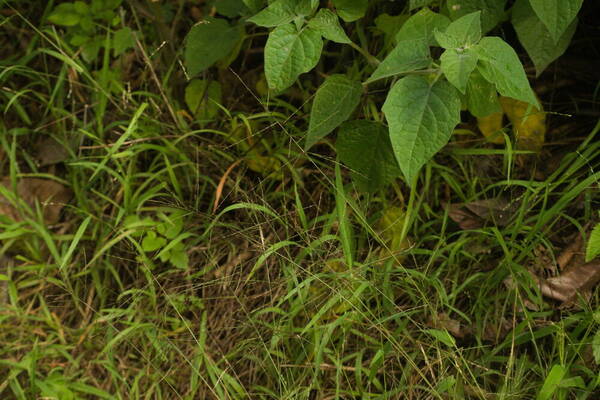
top-left (348, 42), bottom-right (380, 66)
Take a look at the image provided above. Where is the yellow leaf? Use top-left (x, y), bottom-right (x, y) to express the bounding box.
top-left (477, 111), bottom-right (505, 144)
top-left (246, 153), bottom-right (284, 180)
top-left (499, 96), bottom-right (546, 152)
top-left (376, 206), bottom-right (410, 260)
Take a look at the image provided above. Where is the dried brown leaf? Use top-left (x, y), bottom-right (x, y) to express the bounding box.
top-left (428, 313), bottom-right (472, 339)
top-left (556, 228), bottom-right (587, 270)
top-left (35, 137), bottom-right (70, 166)
top-left (448, 198), bottom-right (517, 229)
top-left (482, 317), bottom-right (513, 343)
top-left (0, 178), bottom-right (72, 224)
top-left (540, 260), bottom-right (600, 302)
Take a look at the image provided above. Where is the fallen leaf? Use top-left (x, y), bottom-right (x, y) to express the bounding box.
top-left (482, 317), bottom-right (513, 343)
top-left (34, 137), bottom-right (70, 166)
top-left (557, 231), bottom-right (584, 269)
top-left (0, 178), bottom-right (72, 224)
top-left (509, 260), bottom-right (600, 304)
top-left (540, 260), bottom-right (600, 303)
top-left (428, 313), bottom-right (472, 339)
top-left (448, 198), bottom-right (518, 229)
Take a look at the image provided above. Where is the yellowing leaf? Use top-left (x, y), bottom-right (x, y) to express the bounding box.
top-left (185, 79), bottom-right (222, 120)
top-left (499, 96), bottom-right (546, 152)
top-left (246, 153), bottom-right (284, 180)
top-left (376, 206), bottom-right (410, 260)
top-left (476, 111), bottom-right (504, 144)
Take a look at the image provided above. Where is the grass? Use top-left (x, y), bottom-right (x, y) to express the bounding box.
top-left (1, 1), bottom-right (600, 399)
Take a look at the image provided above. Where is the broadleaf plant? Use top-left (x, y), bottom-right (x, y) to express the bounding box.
top-left (382, 76), bottom-right (461, 184)
top-left (184, 0), bottom-right (584, 189)
top-left (185, 17), bottom-right (244, 77)
top-left (306, 75), bottom-right (362, 150)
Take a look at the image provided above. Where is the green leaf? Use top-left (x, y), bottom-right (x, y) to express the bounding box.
top-left (440, 48), bottom-right (478, 93)
top-left (247, 0), bottom-right (297, 27)
top-left (396, 8), bottom-right (451, 47)
top-left (216, 0), bottom-right (249, 17)
top-left (169, 249), bottom-right (189, 269)
top-left (307, 9), bottom-right (351, 44)
top-left (475, 36), bottom-right (538, 107)
top-left (558, 376), bottom-right (585, 389)
top-left (113, 27), bottom-right (136, 56)
top-left (156, 216), bottom-right (184, 239)
top-left (305, 75), bottom-right (362, 150)
top-left (366, 39), bottom-right (431, 83)
top-left (81, 38), bottom-right (102, 63)
top-left (374, 13), bottom-right (408, 48)
top-left (382, 76), bottom-right (461, 184)
top-left (425, 329), bottom-right (456, 347)
top-left (185, 79), bottom-right (222, 120)
top-left (48, 3), bottom-right (82, 26)
top-left (586, 223), bottom-right (600, 262)
top-left (294, 0), bottom-right (318, 17)
top-left (512, 0), bottom-right (577, 77)
top-left (123, 215), bottom-right (155, 237)
top-left (593, 330), bottom-right (600, 364)
top-left (142, 231), bottom-right (166, 252)
top-left (184, 17), bottom-right (242, 76)
top-left (447, 0), bottom-right (507, 33)
top-left (336, 120), bottom-right (401, 192)
top-left (529, 0), bottom-right (583, 44)
top-left (242, 0), bottom-right (266, 13)
top-left (434, 11), bottom-right (482, 49)
top-left (264, 23), bottom-right (323, 92)
top-left (158, 250), bottom-right (170, 263)
top-left (466, 68), bottom-right (501, 117)
top-left (409, 0), bottom-right (434, 10)
top-left (0, 273), bottom-right (9, 281)
top-left (332, 0), bottom-right (368, 22)
top-left (537, 364), bottom-right (566, 400)
top-left (73, 1), bottom-right (89, 14)
top-left (436, 376), bottom-right (457, 394)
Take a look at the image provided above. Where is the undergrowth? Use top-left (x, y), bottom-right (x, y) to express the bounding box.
top-left (0, 1), bottom-right (600, 399)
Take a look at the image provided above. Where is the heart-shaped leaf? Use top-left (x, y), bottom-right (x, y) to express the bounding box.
top-left (475, 36), bottom-right (538, 108)
top-left (306, 75), bottom-right (362, 149)
top-left (512, 0), bottom-right (577, 77)
top-left (528, 0), bottom-right (583, 44)
top-left (336, 120), bottom-right (401, 192)
top-left (184, 17), bottom-right (243, 76)
top-left (264, 24), bottom-right (323, 92)
top-left (382, 76), bottom-right (461, 184)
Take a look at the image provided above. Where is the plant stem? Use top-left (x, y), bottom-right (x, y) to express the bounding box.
top-left (349, 42), bottom-right (379, 66)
